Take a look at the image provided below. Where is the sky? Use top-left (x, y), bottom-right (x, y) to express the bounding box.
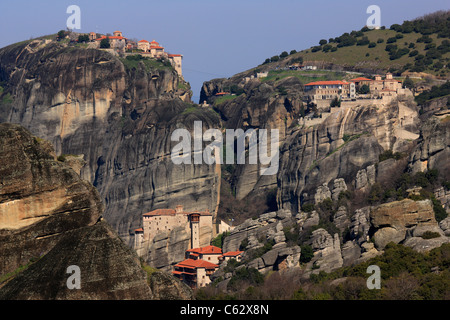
top-left (1, 0), bottom-right (449, 102)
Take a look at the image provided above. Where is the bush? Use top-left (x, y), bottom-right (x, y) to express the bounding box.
top-left (270, 55), bottom-right (280, 62)
top-left (301, 203), bottom-right (315, 213)
top-left (368, 42), bottom-right (376, 48)
top-left (358, 84), bottom-right (370, 94)
top-left (403, 76), bottom-right (414, 89)
top-left (421, 231), bottom-right (441, 239)
top-left (77, 34), bottom-right (89, 43)
top-left (356, 37), bottom-right (370, 46)
top-left (280, 51), bottom-right (289, 58)
top-left (100, 37), bottom-right (110, 48)
top-left (409, 50), bottom-right (419, 57)
top-left (300, 244), bottom-right (314, 263)
top-left (387, 37), bottom-right (397, 44)
top-left (228, 267), bottom-right (264, 290)
top-left (379, 149), bottom-right (402, 162)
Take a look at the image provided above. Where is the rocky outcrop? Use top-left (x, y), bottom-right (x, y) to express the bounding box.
top-left (307, 229), bottom-right (343, 274)
top-left (278, 99), bottom-right (419, 213)
top-left (370, 198), bottom-right (449, 251)
top-left (409, 112), bottom-right (450, 175)
top-left (221, 209), bottom-right (301, 273)
top-left (0, 40), bottom-right (221, 250)
top-left (0, 123), bottom-right (176, 299)
top-left (201, 76), bottom-right (303, 200)
top-left (354, 164), bottom-right (376, 190)
top-left (148, 270), bottom-right (193, 300)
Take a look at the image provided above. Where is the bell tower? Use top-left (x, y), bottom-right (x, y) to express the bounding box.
top-left (189, 213), bottom-right (200, 249)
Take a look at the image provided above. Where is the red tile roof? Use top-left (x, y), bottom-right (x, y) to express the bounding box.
top-left (222, 251), bottom-right (244, 257)
top-left (215, 92), bottom-right (230, 96)
top-left (135, 228), bottom-right (144, 232)
top-left (187, 245), bottom-right (222, 255)
top-left (349, 77), bottom-right (373, 82)
top-left (304, 80), bottom-right (349, 86)
top-left (95, 36), bottom-right (126, 41)
top-left (168, 54), bottom-right (182, 57)
top-left (138, 40), bottom-right (149, 43)
top-left (150, 46), bottom-right (164, 49)
top-left (174, 258), bottom-right (218, 269)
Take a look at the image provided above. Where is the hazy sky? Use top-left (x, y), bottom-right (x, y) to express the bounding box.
top-left (1, 0), bottom-right (449, 102)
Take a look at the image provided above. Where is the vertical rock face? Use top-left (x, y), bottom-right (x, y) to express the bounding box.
top-left (278, 99), bottom-right (419, 213)
top-left (0, 123), bottom-right (104, 275)
top-left (201, 76), bottom-right (303, 200)
top-left (0, 41), bottom-right (220, 247)
top-left (409, 113), bottom-right (450, 176)
top-left (0, 123), bottom-right (163, 300)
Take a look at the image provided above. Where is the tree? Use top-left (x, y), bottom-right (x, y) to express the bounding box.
top-left (100, 37), bottom-right (110, 49)
top-left (280, 51), bottom-right (289, 58)
top-left (403, 76), bottom-right (414, 90)
top-left (358, 84), bottom-right (370, 94)
top-left (300, 245), bottom-right (314, 263)
top-left (319, 39), bottom-right (327, 46)
top-left (57, 30), bottom-right (66, 40)
top-left (77, 34), bottom-right (89, 43)
top-left (270, 55), bottom-right (280, 62)
top-left (289, 49), bottom-right (297, 55)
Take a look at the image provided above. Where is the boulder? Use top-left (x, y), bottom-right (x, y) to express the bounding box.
top-left (302, 211), bottom-right (320, 229)
top-left (439, 217), bottom-right (450, 236)
top-left (333, 206), bottom-right (350, 233)
top-left (403, 236), bottom-right (450, 253)
top-left (370, 199), bottom-right (437, 249)
top-left (331, 178), bottom-right (347, 201)
top-left (314, 183), bottom-right (331, 204)
top-left (309, 229), bottom-right (343, 273)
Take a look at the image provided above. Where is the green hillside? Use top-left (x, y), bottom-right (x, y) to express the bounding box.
top-left (263, 10), bottom-right (450, 78)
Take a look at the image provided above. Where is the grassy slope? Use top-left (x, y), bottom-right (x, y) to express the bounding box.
top-left (296, 29), bottom-right (449, 74)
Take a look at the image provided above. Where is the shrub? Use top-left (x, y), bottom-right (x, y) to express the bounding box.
top-left (421, 231), bottom-right (441, 239)
top-left (403, 76), bottom-right (414, 89)
top-left (100, 37), bottom-right (110, 48)
top-left (358, 84), bottom-right (370, 94)
top-left (409, 50), bottom-right (419, 57)
top-left (270, 55), bottom-right (280, 62)
top-left (280, 51), bottom-right (289, 58)
top-left (228, 267), bottom-right (264, 290)
top-left (368, 42), bottom-right (376, 48)
top-left (300, 244), bottom-right (314, 263)
top-left (379, 149), bottom-right (402, 162)
top-left (387, 37), bottom-right (397, 44)
top-left (356, 37), bottom-right (370, 46)
top-left (301, 203), bottom-right (315, 213)
top-left (77, 34), bottom-right (90, 43)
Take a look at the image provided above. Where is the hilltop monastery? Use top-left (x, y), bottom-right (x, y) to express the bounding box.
top-left (87, 30), bottom-right (183, 76)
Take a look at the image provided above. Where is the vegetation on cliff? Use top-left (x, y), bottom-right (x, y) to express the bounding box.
top-left (261, 10), bottom-right (450, 77)
top-left (195, 243), bottom-right (450, 300)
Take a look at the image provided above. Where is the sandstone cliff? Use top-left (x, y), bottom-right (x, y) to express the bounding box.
top-left (0, 123), bottom-right (192, 299)
top-left (0, 39), bottom-right (221, 249)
